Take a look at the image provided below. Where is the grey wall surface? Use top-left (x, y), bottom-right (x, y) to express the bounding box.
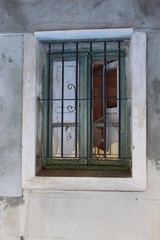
top-left (0, 35), bottom-right (23, 196)
top-left (0, 0), bottom-right (160, 32)
top-left (147, 32), bottom-right (160, 160)
top-left (0, 0), bottom-right (160, 239)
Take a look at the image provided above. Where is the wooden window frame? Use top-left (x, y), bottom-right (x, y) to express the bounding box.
top-left (40, 43), bottom-right (130, 172)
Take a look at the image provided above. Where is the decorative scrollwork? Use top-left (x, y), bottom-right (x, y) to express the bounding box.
top-left (67, 83), bottom-right (76, 112)
top-left (67, 105), bottom-right (75, 112)
top-left (67, 83), bottom-right (75, 91)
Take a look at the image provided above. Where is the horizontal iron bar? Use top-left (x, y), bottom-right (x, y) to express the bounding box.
top-left (52, 123), bottom-right (79, 127)
top-left (38, 156), bottom-right (131, 160)
top-left (38, 97), bottom-right (131, 101)
top-left (50, 50), bottom-right (125, 55)
top-left (52, 124), bottom-right (119, 128)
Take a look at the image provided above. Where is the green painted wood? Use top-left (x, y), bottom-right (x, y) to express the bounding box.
top-left (49, 58), bottom-right (53, 157)
top-left (43, 158), bottom-right (130, 171)
top-left (120, 55), bottom-right (126, 158)
top-left (120, 53), bottom-right (131, 159)
top-left (42, 52), bottom-right (49, 166)
top-left (41, 42), bottom-right (131, 171)
top-left (79, 55), bottom-right (88, 158)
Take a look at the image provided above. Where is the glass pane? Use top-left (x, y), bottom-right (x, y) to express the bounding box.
top-left (93, 64), bottom-right (103, 123)
top-left (92, 61), bottom-right (119, 158)
top-left (52, 127), bottom-right (79, 157)
top-left (93, 126), bottom-right (104, 157)
top-left (52, 61), bottom-right (77, 124)
top-left (92, 124), bottom-right (119, 158)
top-left (106, 113), bottom-right (119, 157)
top-left (107, 68), bottom-right (117, 108)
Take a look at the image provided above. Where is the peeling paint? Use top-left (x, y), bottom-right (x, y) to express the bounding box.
top-left (0, 97), bottom-right (4, 112)
top-left (93, 0), bottom-right (106, 9)
top-left (0, 197), bottom-right (24, 208)
top-left (138, 0), bottom-right (160, 17)
top-left (152, 79), bottom-right (160, 93)
top-left (148, 158), bottom-right (160, 172)
top-left (154, 160), bottom-right (160, 171)
top-left (8, 57), bottom-right (13, 63)
top-left (1, 0), bottom-right (28, 30)
top-left (0, 53), bottom-right (14, 69)
top-left (0, 198), bottom-right (8, 210)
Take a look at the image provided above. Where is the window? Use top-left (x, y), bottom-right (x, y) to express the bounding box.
top-left (22, 30), bottom-right (146, 191)
top-left (38, 39), bottom-right (131, 176)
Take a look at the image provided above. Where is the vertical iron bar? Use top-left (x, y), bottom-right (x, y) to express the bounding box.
top-left (90, 42), bottom-right (93, 157)
top-left (61, 43), bottom-right (64, 157)
top-left (75, 43), bottom-right (78, 157)
top-left (118, 41), bottom-right (121, 158)
top-left (47, 43), bottom-right (51, 157)
top-left (103, 42), bottom-right (107, 158)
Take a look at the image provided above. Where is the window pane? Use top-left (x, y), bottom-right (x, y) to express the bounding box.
top-left (92, 61), bottom-right (119, 158)
top-left (52, 126), bottom-right (79, 157)
top-left (52, 61), bottom-right (77, 124)
top-left (52, 60), bottom-right (79, 158)
top-left (107, 68), bottom-right (117, 108)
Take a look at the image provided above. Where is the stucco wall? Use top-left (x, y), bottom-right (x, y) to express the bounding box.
top-left (0, 1), bottom-right (160, 239)
top-left (0, 0), bottom-right (160, 31)
top-left (0, 35), bottom-right (22, 197)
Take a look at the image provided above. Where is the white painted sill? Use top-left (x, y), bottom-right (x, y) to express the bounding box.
top-left (22, 29), bottom-right (146, 192)
top-left (23, 176), bottom-right (146, 192)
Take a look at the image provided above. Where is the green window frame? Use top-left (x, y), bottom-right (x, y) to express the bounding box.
top-left (39, 40), bottom-right (131, 173)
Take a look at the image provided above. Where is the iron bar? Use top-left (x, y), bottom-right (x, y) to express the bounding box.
top-left (90, 42), bottom-right (93, 157)
top-left (75, 43), bottom-right (78, 157)
top-left (61, 43), bottom-right (64, 157)
top-left (47, 43), bottom-right (51, 157)
top-left (41, 156), bottom-right (131, 160)
top-left (39, 97), bottom-right (131, 101)
top-left (103, 42), bottom-right (107, 158)
top-left (118, 41), bottom-right (121, 158)
top-left (50, 50), bottom-right (125, 55)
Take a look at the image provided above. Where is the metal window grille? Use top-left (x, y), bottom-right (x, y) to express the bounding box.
top-left (38, 40), bottom-right (131, 171)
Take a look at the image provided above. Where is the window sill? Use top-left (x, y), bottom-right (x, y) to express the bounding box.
top-left (23, 175), bottom-right (145, 192)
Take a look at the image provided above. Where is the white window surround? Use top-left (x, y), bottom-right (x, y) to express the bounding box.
top-left (22, 29), bottom-right (146, 191)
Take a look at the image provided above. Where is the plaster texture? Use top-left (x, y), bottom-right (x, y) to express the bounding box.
top-left (0, 35), bottom-right (23, 197)
top-left (0, 0), bottom-right (160, 32)
top-left (1, 161), bottom-right (160, 240)
top-left (147, 32), bottom-right (160, 160)
top-left (0, 1), bottom-right (160, 239)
